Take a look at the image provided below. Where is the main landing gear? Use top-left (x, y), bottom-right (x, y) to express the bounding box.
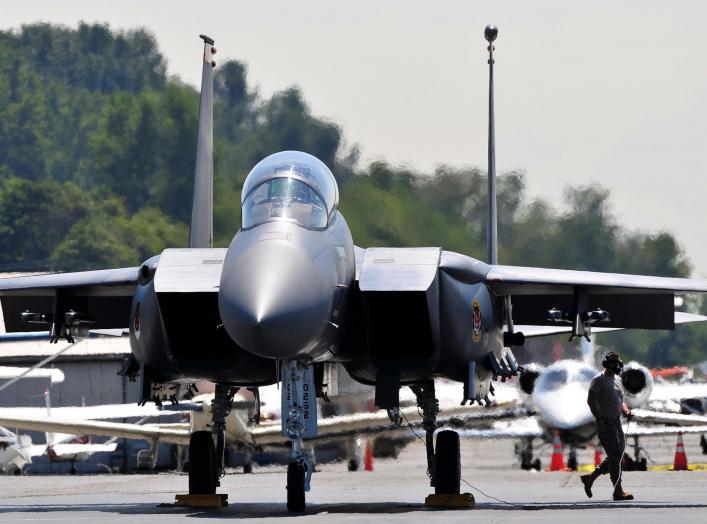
top-left (622, 436), bottom-right (648, 471)
top-left (517, 438), bottom-right (541, 470)
top-left (410, 380), bottom-right (462, 495)
top-left (282, 360), bottom-right (317, 512)
top-left (188, 384), bottom-right (237, 495)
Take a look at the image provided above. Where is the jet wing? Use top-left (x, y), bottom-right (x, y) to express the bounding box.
top-left (0, 403), bottom-right (184, 421)
top-left (357, 250), bottom-right (707, 332)
top-left (484, 265), bottom-right (707, 295)
top-left (250, 404), bottom-right (521, 445)
top-left (0, 415), bottom-right (190, 446)
top-left (629, 408), bottom-right (707, 426)
top-left (626, 424), bottom-right (707, 437)
top-left (0, 267), bottom-right (139, 332)
top-left (649, 382), bottom-right (707, 403)
top-left (50, 442), bottom-right (119, 456)
top-left (485, 265), bottom-right (707, 330)
top-left (454, 417), bottom-right (544, 439)
top-left (515, 311), bottom-right (707, 338)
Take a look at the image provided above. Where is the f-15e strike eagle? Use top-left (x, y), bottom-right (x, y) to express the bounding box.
top-left (1, 27), bottom-right (706, 511)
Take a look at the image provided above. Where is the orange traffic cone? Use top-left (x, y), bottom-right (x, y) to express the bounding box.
top-left (673, 431), bottom-right (689, 471)
top-left (364, 439), bottom-right (374, 472)
top-left (548, 431), bottom-right (566, 471)
top-left (594, 446), bottom-right (603, 467)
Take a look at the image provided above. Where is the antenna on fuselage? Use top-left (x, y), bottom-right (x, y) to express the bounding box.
top-left (188, 34), bottom-right (216, 248)
top-left (485, 25), bottom-right (498, 265)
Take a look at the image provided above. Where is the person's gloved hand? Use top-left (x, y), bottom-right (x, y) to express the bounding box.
top-left (625, 411), bottom-right (633, 421)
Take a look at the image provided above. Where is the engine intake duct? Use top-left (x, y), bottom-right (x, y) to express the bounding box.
top-left (518, 364), bottom-right (543, 396)
top-left (363, 291), bottom-right (433, 360)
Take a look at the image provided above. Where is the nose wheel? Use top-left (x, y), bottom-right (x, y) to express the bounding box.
top-left (287, 461), bottom-right (307, 512)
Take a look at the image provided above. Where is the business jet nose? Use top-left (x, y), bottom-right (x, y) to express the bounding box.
top-left (218, 242), bottom-right (329, 359)
top-left (534, 384), bottom-right (593, 430)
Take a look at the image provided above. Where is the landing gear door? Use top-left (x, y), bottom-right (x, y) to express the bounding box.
top-left (281, 362), bottom-right (318, 439)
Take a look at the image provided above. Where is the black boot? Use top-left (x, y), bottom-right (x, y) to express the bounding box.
top-left (613, 481), bottom-right (634, 501)
top-left (580, 469), bottom-right (600, 498)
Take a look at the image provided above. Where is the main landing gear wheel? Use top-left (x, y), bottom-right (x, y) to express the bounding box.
top-left (434, 430), bottom-right (461, 495)
top-left (189, 431), bottom-right (217, 495)
top-left (287, 461), bottom-right (306, 512)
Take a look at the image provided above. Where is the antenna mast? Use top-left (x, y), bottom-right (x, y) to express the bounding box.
top-left (485, 25), bottom-right (498, 265)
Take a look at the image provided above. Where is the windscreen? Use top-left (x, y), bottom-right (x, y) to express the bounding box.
top-left (537, 368), bottom-right (567, 391)
top-left (242, 177), bottom-right (327, 230)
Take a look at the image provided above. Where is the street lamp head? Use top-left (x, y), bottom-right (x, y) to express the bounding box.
top-left (484, 25), bottom-right (498, 42)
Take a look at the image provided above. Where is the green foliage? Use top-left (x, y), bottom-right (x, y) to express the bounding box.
top-left (0, 23), bottom-right (703, 366)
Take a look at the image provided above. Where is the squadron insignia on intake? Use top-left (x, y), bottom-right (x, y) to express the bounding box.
top-left (472, 299), bottom-right (482, 342)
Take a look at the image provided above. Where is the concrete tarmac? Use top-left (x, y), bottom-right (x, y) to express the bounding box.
top-left (1, 434), bottom-right (706, 523)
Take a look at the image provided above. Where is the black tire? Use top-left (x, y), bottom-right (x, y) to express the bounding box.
top-left (639, 458), bottom-right (648, 471)
top-left (243, 462), bottom-right (253, 474)
top-left (189, 431), bottom-right (216, 495)
top-left (347, 459), bottom-right (359, 472)
top-left (286, 461), bottom-right (306, 512)
top-left (532, 458), bottom-right (541, 471)
top-left (434, 430), bottom-right (461, 495)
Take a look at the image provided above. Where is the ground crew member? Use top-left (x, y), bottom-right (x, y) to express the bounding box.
top-left (581, 352), bottom-right (634, 501)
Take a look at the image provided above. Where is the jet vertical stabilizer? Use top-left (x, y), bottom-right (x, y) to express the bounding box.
top-left (188, 35), bottom-right (216, 249)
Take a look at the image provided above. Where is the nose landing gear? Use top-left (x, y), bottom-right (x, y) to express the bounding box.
top-left (282, 360), bottom-right (317, 512)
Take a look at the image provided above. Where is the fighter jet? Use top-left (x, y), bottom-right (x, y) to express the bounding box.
top-left (1, 27), bottom-right (706, 510)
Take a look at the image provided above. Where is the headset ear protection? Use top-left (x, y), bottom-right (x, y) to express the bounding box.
top-left (602, 357), bottom-right (623, 371)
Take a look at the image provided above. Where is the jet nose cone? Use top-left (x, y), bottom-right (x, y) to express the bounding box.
top-left (218, 243), bottom-right (329, 358)
top-left (534, 384), bottom-right (593, 430)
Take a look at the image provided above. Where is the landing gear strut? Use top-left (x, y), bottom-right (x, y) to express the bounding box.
top-left (282, 360), bottom-right (317, 512)
top-left (410, 381), bottom-right (439, 487)
top-left (622, 436), bottom-right (648, 471)
top-left (517, 438), bottom-right (541, 470)
top-left (211, 384), bottom-right (238, 480)
top-left (410, 380), bottom-right (461, 495)
top-left (567, 447), bottom-right (578, 471)
top-left (188, 383), bottom-right (237, 495)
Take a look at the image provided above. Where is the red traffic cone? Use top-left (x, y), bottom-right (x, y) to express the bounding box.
top-left (673, 431), bottom-right (689, 471)
top-left (594, 446), bottom-right (603, 467)
top-left (547, 431), bottom-right (566, 471)
top-left (364, 439), bottom-right (374, 472)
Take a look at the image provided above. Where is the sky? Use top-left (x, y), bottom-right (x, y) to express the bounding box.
top-left (2, 1), bottom-right (706, 277)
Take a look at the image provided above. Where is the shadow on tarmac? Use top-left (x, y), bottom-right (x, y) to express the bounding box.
top-left (3, 500), bottom-right (707, 518)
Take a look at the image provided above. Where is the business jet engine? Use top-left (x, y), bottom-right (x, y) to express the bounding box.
top-left (518, 363), bottom-right (544, 399)
top-left (620, 362), bottom-right (654, 408)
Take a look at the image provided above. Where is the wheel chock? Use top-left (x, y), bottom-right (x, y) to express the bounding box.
top-left (424, 492), bottom-right (475, 508)
top-left (174, 493), bottom-right (228, 508)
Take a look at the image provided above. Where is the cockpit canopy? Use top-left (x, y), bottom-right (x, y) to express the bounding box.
top-left (241, 151), bottom-right (339, 230)
top-left (536, 362), bottom-right (597, 392)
